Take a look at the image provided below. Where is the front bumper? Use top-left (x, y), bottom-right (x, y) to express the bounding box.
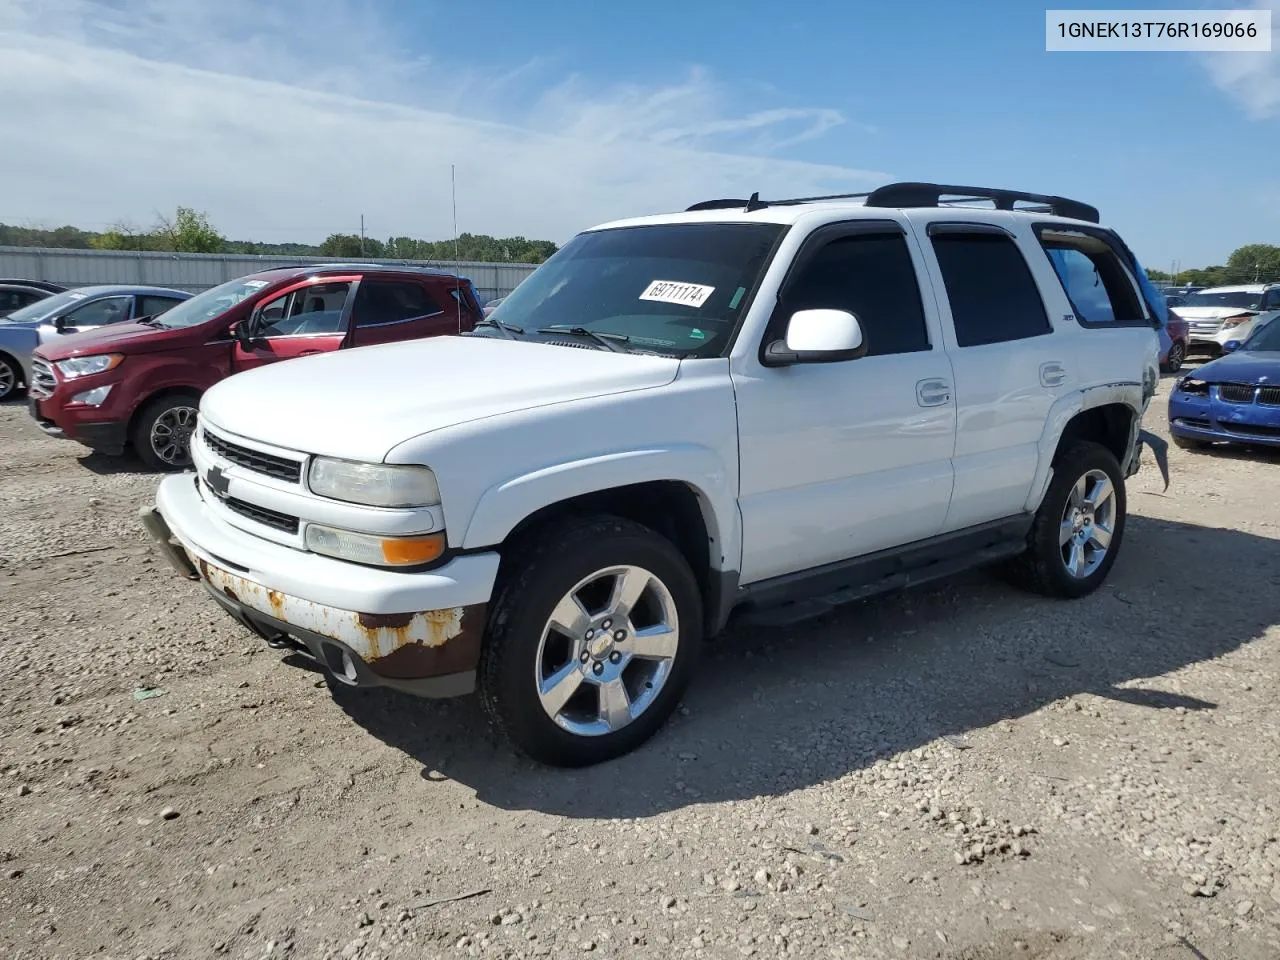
top-left (1168, 392), bottom-right (1280, 447)
top-left (28, 394), bottom-right (129, 454)
top-left (142, 473), bottom-right (502, 696)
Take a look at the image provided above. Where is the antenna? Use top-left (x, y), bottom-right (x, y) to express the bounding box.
top-left (452, 164), bottom-right (462, 333)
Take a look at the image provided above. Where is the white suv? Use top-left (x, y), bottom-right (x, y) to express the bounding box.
top-left (141, 182), bottom-right (1161, 767)
top-left (1174, 283), bottom-right (1280, 357)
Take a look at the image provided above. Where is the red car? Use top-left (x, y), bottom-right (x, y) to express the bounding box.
top-left (28, 264), bottom-right (484, 469)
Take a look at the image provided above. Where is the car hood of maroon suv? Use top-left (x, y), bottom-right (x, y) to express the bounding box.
top-left (34, 320), bottom-right (217, 361)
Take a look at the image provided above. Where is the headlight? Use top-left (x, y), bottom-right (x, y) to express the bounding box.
top-left (305, 524), bottom-right (446, 567)
top-left (1177, 376), bottom-right (1208, 395)
top-left (56, 354), bottom-right (123, 379)
top-left (308, 457), bottom-right (441, 507)
top-left (70, 385), bottom-right (113, 406)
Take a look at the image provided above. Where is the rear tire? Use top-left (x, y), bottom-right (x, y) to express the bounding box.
top-left (131, 394), bottom-right (200, 471)
top-left (1006, 441), bottom-right (1126, 599)
top-left (478, 515), bottom-right (703, 767)
top-left (1161, 340), bottom-right (1186, 374)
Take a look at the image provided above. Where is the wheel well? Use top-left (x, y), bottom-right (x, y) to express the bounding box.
top-left (499, 480), bottom-right (713, 599)
top-left (126, 387), bottom-right (202, 439)
top-left (1056, 404), bottom-right (1134, 465)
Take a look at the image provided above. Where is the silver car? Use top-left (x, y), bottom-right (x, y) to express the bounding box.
top-left (0, 284), bottom-right (191, 401)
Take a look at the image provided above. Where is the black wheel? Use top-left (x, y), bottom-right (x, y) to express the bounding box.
top-left (131, 394), bottom-right (200, 470)
top-left (1006, 441), bottom-right (1126, 599)
top-left (1171, 433), bottom-right (1206, 451)
top-left (478, 515), bottom-right (703, 767)
top-left (0, 354), bottom-right (23, 401)
top-left (1161, 340), bottom-right (1186, 374)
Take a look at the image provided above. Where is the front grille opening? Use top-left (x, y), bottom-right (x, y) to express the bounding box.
top-left (223, 496), bottom-right (299, 534)
top-left (1175, 417), bottom-right (1212, 429)
top-left (1219, 384), bottom-right (1258, 404)
top-left (203, 429), bottom-right (302, 483)
top-left (1258, 387), bottom-right (1280, 406)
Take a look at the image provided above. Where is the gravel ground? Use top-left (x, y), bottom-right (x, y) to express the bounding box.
top-left (2, 371), bottom-right (1279, 960)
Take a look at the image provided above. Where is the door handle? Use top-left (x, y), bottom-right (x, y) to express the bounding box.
top-left (916, 378), bottom-right (952, 407)
top-left (1039, 362), bottom-right (1067, 387)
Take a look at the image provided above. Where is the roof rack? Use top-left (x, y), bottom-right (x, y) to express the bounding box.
top-left (685, 181), bottom-right (1099, 223)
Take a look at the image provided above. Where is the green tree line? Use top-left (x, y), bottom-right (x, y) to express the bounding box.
top-left (0, 207), bottom-right (559, 263)
top-left (1144, 244), bottom-right (1280, 287)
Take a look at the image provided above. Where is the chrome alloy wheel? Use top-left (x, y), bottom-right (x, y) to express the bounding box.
top-left (150, 405), bottom-right (198, 465)
top-left (0, 361), bottom-right (15, 400)
top-left (534, 564), bottom-right (680, 737)
top-left (1060, 468), bottom-right (1116, 579)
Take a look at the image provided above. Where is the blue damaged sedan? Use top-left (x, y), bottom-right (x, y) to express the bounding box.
top-left (1168, 318), bottom-right (1280, 450)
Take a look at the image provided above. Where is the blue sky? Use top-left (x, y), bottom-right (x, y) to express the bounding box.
top-left (1, 0), bottom-right (1277, 267)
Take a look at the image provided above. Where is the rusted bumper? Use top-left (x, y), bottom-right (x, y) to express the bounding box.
top-left (140, 504), bottom-right (485, 698)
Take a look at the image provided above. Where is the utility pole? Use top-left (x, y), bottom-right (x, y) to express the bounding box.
top-left (360, 214), bottom-right (365, 256)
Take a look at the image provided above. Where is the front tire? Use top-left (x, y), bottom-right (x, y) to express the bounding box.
top-left (131, 394), bottom-right (200, 471)
top-left (0, 354), bottom-right (23, 401)
top-left (1006, 441), bottom-right (1126, 599)
top-left (478, 515), bottom-right (703, 767)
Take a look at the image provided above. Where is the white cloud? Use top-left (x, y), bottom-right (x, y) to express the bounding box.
top-left (1197, 0), bottom-right (1280, 119)
top-left (0, 0), bottom-right (885, 244)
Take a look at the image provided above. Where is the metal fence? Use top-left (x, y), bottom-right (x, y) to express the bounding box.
top-left (0, 246), bottom-right (539, 303)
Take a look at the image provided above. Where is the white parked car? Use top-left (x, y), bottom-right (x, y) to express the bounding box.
top-left (1174, 283), bottom-right (1280, 358)
top-left (141, 182), bottom-right (1161, 767)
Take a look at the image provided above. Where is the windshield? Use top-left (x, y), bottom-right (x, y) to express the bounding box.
top-left (152, 275), bottom-right (275, 329)
top-left (2, 289), bottom-right (88, 323)
top-left (1182, 290), bottom-right (1264, 310)
top-left (1244, 317), bottom-right (1280, 351)
top-left (488, 222), bottom-right (787, 356)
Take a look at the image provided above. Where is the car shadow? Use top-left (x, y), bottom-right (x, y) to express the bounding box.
top-left (327, 515), bottom-right (1280, 819)
top-left (76, 450), bottom-right (152, 475)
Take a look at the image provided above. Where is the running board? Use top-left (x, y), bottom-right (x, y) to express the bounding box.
top-left (730, 517), bottom-right (1031, 629)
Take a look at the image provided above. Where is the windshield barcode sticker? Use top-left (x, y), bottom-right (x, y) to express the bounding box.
top-left (639, 280), bottom-right (715, 308)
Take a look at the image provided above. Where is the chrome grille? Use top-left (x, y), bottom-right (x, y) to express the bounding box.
top-left (1219, 384), bottom-right (1258, 404)
top-left (202, 428), bottom-right (302, 483)
top-left (1259, 386), bottom-right (1280, 406)
top-left (29, 357), bottom-right (56, 399)
top-left (223, 496), bottom-right (299, 534)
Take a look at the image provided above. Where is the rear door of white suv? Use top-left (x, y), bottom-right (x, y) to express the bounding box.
top-left (732, 218), bottom-right (957, 585)
top-left (909, 215), bottom-right (1074, 532)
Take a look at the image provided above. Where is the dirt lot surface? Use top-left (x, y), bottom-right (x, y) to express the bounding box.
top-left (2, 372), bottom-right (1279, 960)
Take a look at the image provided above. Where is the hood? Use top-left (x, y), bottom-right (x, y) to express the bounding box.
top-left (1174, 306), bottom-right (1259, 320)
top-left (34, 321), bottom-right (205, 360)
top-left (0, 317), bottom-right (47, 330)
top-left (199, 335), bottom-right (683, 462)
top-left (1192, 350), bottom-right (1280, 384)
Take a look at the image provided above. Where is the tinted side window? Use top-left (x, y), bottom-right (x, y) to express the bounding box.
top-left (139, 295), bottom-right (185, 317)
top-left (932, 235), bottom-right (1051, 347)
top-left (781, 233), bottom-right (930, 356)
top-left (65, 296), bottom-right (133, 327)
top-left (1263, 289), bottom-right (1280, 310)
top-left (352, 280), bottom-right (442, 328)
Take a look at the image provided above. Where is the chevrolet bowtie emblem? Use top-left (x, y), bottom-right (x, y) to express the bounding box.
top-left (206, 465), bottom-right (230, 499)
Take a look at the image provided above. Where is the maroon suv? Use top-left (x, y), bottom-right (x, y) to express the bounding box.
top-left (29, 264), bottom-right (484, 469)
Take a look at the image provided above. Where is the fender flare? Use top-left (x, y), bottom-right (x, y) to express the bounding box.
top-left (460, 444), bottom-right (739, 569)
top-left (1022, 383), bottom-right (1146, 513)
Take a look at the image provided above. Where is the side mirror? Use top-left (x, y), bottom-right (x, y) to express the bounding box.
top-left (232, 321), bottom-right (251, 346)
top-left (54, 315), bottom-right (70, 332)
top-left (1223, 339), bottom-right (1242, 353)
top-left (764, 309), bottom-right (867, 365)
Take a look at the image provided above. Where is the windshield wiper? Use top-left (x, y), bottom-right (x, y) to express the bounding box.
top-left (537, 325), bottom-right (631, 354)
top-left (135, 315), bottom-right (169, 328)
top-left (472, 317), bottom-right (524, 339)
